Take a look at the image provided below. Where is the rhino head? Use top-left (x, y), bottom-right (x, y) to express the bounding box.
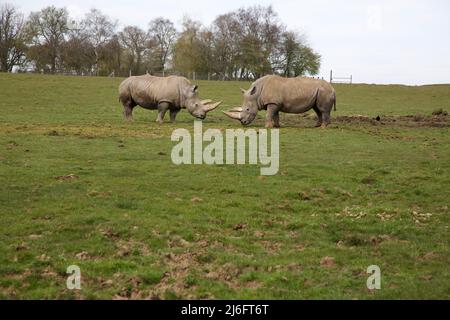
top-left (223, 86), bottom-right (258, 125)
top-left (183, 85), bottom-right (222, 120)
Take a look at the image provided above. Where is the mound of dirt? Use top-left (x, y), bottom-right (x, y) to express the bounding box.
top-left (279, 113), bottom-right (449, 128)
top-left (432, 108), bottom-right (448, 116)
top-left (335, 114), bottom-right (449, 128)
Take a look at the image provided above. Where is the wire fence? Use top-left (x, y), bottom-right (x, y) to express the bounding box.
top-left (15, 68), bottom-right (352, 84)
top-left (329, 70), bottom-right (352, 84)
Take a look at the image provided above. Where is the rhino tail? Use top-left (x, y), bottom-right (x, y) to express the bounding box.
top-left (333, 91), bottom-right (337, 111)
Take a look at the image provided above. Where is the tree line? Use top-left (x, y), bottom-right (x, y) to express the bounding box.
top-left (0, 4), bottom-right (321, 80)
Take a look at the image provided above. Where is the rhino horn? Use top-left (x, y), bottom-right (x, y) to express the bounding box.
top-left (204, 101), bottom-right (222, 112)
top-left (201, 99), bottom-right (213, 105)
top-left (223, 110), bottom-right (242, 120)
top-left (229, 107), bottom-right (243, 112)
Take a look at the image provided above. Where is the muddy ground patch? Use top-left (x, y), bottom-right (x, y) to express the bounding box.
top-left (280, 113), bottom-right (449, 128)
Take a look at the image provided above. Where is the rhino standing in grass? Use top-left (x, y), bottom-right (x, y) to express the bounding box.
top-left (224, 75), bottom-right (336, 128)
top-left (119, 75), bottom-right (222, 123)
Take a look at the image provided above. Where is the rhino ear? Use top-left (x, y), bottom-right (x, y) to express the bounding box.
top-left (240, 88), bottom-right (246, 94)
top-left (250, 86), bottom-right (257, 95)
top-left (192, 85), bottom-right (198, 92)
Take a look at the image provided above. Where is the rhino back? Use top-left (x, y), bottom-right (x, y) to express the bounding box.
top-left (124, 75), bottom-right (186, 109)
top-left (260, 76), bottom-right (334, 112)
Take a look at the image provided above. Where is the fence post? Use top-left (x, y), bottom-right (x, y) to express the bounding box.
top-left (330, 70), bottom-right (333, 83)
top-left (129, 69), bottom-right (131, 77)
top-left (350, 75), bottom-right (353, 84)
top-left (193, 72), bottom-right (196, 81)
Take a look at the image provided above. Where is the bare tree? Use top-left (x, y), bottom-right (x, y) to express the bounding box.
top-left (119, 25), bottom-right (147, 75)
top-left (0, 4), bottom-right (26, 72)
top-left (62, 20), bottom-right (95, 75)
top-left (103, 34), bottom-right (122, 76)
top-left (235, 5), bottom-right (283, 79)
top-left (148, 17), bottom-right (176, 72)
top-left (26, 6), bottom-right (69, 73)
top-left (211, 13), bottom-right (241, 79)
top-left (82, 8), bottom-right (117, 75)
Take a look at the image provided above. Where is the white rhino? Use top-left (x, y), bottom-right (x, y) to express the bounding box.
top-left (224, 75), bottom-right (336, 128)
top-left (119, 74), bottom-right (221, 123)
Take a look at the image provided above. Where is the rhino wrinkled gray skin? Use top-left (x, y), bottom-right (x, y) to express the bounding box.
top-left (224, 75), bottom-right (336, 128)
top-left (119, 75), bottom-right (222, 123)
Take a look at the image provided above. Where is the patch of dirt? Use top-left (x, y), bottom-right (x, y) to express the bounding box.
top-left (41, 267), bottom-right (58, 278)
top-left (5, 141), bottom-right (19, 149)
top-left (335, 206), bottom-right (367, 220)
top-left (1, 123), bottom-right (165, 139)
top-left (75, 251), bottom-right (90, 260)
top-left (28, 234), bottom-right (42, 240)
top-left (297, 188), bottom-right (328, 202)
top-left (420, 252), bottom-right (439, 261)
top-left (205, 262), bottom-right (262, 290)
top-left (87, 190), bottom-right (112, 198)
top-left (253, 230), bottom-right (265, 238)
top-left (15, 242), bottom-right (28, 251)
top-left (46, 130), bottom-right (61, 136)
top-left (334, 187), bottom-right (353, 198)
top-left (168, 236), bottom-right (191, 248)
top-left (432, 108), bottom-right (448, 116)
top-left (336, 114), bottom-right (449, 128)
top-left (260, 240), bottom-right (282, 255)
top-left (411, 210), bottom-right (433, 224)
top-left (99, 228), bottom-right (120, 240)
top-left (112, 275), bottom-right (148, 300)
top-left (267, 263), bottom-right (302, 272)
top-left (190, 197), bottom-right (203, 203)
top-left (320, 256), bottom-right (336, 268)
top-left (282, 113), bottom-right (449, 128)
top-left (233, 223), bottom-right (247, 231)
top-left (420, 275), bottom-right (433, 281)
top-left (147, 238), bottom-right (262, 299)
top-left (55, 173), bottom-right (78, 181)
top-left (337, 234), bottom-right (401, 247)
top-left (148, 251), bottom-right (199, 299)
top-left (376, 212), bottom-right (395, 221)
top-left (37, 254), bottom-right (50, 262)
top-left (210, 240), bottom-right (237, 254)
top-left (369, 234), bottom-right (397, 246)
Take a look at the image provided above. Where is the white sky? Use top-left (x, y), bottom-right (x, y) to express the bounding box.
top-left (9, 0), bottom-right (450, 85)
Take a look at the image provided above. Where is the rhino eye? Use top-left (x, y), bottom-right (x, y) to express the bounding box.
top-left (195, 103), bottom-right (199, 107)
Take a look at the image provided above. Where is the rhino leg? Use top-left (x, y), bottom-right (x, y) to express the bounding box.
top-left (265, 104), bottom-right (280, 128)
top-left (122, 98), bottom-right (136, 121)
top-left (321, 112), bottom-right (331, 128)
top-left (316, 90), bottom-right (334, 128)
top-left (169, 108), bottom-right (180, 123)
top-left (156, 102), bottom-right (170, 124)
top-left (313, 106), bottom-right (323, 127)
top-left (273, 112), bottom-right (280, 128)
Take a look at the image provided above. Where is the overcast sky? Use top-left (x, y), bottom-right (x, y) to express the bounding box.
top-left (9, 0), bottom-right (450, 85)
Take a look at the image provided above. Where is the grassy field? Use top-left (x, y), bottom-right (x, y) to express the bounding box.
top-left (0, 73), bottom-right (449, 299)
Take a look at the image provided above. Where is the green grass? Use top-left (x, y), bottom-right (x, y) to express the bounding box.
top-left (0, 73), bottom-right (449, 299)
